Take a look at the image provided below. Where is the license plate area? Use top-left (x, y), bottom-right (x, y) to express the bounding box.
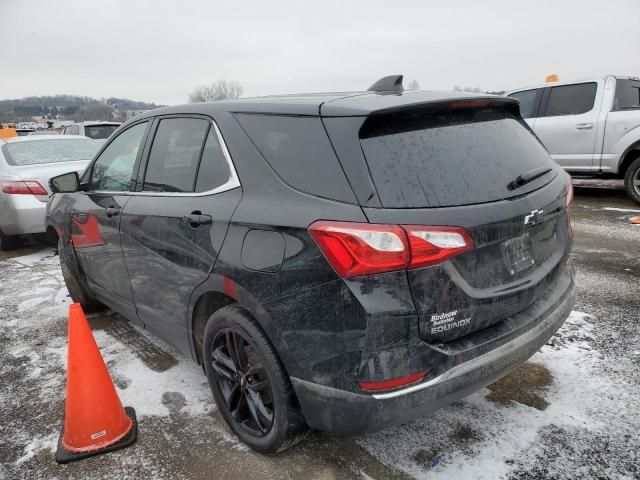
top-left (501, 233), bottom-right (535, 275)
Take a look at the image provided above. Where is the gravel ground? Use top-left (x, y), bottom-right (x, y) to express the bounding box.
top-left (0, 180), bottom-right (638, 480)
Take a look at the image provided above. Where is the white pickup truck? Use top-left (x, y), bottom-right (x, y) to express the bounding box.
top-left (506, 76), bottom-right (640, 204)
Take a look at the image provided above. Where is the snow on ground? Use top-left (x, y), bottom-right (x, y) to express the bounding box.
top-left (358, 311), bottom-right (639, 480)
top-left (1, 246), bottom-right (638, 479)
top-left (0, 249), bottom-right (243, 474)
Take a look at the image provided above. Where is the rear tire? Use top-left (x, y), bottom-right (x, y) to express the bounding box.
top-left (624, 157), bottom-right (640, 205)
top-left (203, 305), bottom-right (309, 453)
top-left (0, 231), bottom-right (20, 251)
top-left (58, 238), bottom-right (104, 312)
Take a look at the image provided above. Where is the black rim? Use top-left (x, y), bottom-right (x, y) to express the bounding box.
top-left (210, 329), bottom-right (274, 437)
top-left (633, 168), bottom-right (640, 197)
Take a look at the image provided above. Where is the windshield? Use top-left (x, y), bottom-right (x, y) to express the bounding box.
top-left (84, 124), bottom-right (119, 140)
top-left (3, 138), bottom-right (99, 166)
top-left (359, 107), bottom-right (556, 208)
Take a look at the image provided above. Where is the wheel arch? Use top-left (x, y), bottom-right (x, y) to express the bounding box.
top-left (188, 275), bottom-right (280, 367)
top-left (619, 141), bottom-right (640, 178)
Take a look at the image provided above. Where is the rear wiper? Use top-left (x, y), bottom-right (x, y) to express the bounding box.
top-left (507, 167), bottom-right (553, 191)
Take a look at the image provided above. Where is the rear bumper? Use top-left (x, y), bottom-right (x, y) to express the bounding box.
top-left (292, 277), bottom-right (573, 435)
top-left (0, 195), bottom-right (47, 235)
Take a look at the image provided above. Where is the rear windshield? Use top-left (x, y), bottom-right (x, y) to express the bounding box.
top-left (614, 79), bottom-right (640, 111)
top-left (84, 124), bottom-right (119, 140)
top-left (359, 106), bottom-right (555, 208)
top-left (2, 138), bottom-right (99, 166)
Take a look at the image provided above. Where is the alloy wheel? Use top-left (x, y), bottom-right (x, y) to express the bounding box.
top-left (210, 329), bottom-right (274, 437)
top-left (633, 168), bottom-right (640, 197)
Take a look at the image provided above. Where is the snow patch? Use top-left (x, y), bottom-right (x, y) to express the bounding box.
top-left (358, 311), bottom-right (638, 480)
top-left (94, 330), bottom-right (214, 418)
top-left (16, 433), bottom-right (58, 464)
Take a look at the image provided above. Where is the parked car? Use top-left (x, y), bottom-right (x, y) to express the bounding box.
top-left (28, 130), bottom-right (60, 136)
top-left (47, 76), bottom-right (574, 453)
top-left (0, 135), bottom-right (99, 250)
top-left (506, 76), bottom-right (640, 203)
top-left (61, 121), bottom-right (121, 145)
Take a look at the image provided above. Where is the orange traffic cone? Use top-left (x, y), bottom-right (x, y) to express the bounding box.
top-left (55, 303), bottom-right (137, 463)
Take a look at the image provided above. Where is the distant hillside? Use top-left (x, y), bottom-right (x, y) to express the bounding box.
top-left (0, 95), bottom-right (164, 122)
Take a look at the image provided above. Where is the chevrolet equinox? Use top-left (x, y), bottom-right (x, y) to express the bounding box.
top-left (47, 76), bottom-right (574, 453)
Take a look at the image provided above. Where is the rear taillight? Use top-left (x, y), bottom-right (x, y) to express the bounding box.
top-left (1, 180), bottom-right (48, 196)
top-left (566, 177), bottom-right (574, 208)
top-left (308, 221), bottom-right (409, 277)
top-left (566, 177), bottom-right (574, 237)
top-left (358, 371), bottom-right (430, 392)
top-left (308, 221), bottom-right (474, 278)
top-left (448, 100), bottom-right (490, 109)
top-left (403, 226), bottom-right (474, 269)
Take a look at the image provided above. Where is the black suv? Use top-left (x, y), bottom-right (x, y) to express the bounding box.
top-left (47, 77), bottom-right (574, 453)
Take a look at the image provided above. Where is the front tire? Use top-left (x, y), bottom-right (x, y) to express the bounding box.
top-left (0, 231), bottom-right (20, 251)
top-left (203, 305), bottom-right (309, 453)
top-left (624, 157), bottom-right (640, 205)
top-left (58, 238), bottom-right (104, 312)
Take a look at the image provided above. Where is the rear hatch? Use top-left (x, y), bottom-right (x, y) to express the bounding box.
top-left (327, 98), bottom-right (572, 343)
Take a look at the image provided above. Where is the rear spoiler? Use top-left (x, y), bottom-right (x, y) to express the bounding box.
top-left (367, 96), bottom-right (520, 117)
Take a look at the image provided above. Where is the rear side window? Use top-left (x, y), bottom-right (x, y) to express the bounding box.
top-left (84, 124), bottom-right (119, 140)
top-left (235, 114), bottom-right (356, 203)
top-left (143, 118), bottom-right (209, 192)
top-left (359, 106), bottom-right (555, 208)
top-left (613, 79), bottom-right (640, 111)
top-left (195, 127), bottom-right (231, 192)
top-left (509, 89), bottom-right (540, 119)
top-left (544, 83), bottom-right (597, 116)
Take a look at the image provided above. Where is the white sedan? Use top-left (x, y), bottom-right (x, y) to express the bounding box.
top-left (0, 135), bottom-right (100, 250)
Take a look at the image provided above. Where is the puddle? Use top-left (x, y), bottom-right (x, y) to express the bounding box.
top-left (486, 362), bottom-right (553, 411)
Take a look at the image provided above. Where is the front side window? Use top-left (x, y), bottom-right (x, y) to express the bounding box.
top-left (143, 118), bottom-right (209, 192)
top-left (544, 83), bottom-right (597, 116)
top-left (91, 122), bottom-right (148, 191)
top-left (509, 89), bottom-right (540, 119)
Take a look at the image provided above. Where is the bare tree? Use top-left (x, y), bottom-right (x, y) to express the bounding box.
top-left (189, 79), bottom-right (244, 103)
top-left (405, 79), bottom-right (420, 90)
top-left (72, 104), bottom-right (114, 122)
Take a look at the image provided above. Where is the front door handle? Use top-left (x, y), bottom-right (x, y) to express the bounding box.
top-left (183, 212), bottom-right (213, 227)
top-left (576, 122), bottom-right (593, 130)
top-left (105, 207), bottom-right (120, 218)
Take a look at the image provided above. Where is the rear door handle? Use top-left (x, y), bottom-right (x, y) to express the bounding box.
top-left (105, 207), bottom-right (120, 217)
top-left (576, 122), bottom-right (593, 130)
top-left (183, 213), bottom-right (213, 227)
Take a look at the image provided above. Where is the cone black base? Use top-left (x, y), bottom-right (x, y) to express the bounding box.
top-left (55, 407), bottom-right (137, 464)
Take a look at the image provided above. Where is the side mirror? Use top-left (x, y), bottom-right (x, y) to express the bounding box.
top-left (50, 171), bottom-right (81, 194)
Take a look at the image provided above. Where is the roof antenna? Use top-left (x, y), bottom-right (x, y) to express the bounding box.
top-left (367, 75), bottom-right (404, 93)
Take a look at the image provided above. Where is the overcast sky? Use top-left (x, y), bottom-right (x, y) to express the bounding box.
top-left (2, 0), bottom-right (639, 105)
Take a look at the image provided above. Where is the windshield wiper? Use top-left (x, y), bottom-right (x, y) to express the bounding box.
top-left (507, 167), bottom-right (553, 191)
